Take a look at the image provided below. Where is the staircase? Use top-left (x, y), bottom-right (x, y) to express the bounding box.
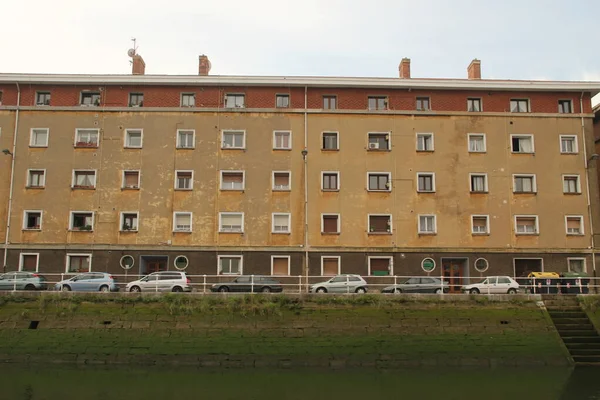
top-left (544, 296), bottom-right (600, 366)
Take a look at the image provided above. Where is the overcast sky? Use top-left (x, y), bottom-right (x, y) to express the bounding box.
top-left (2, 0), bottom-right (599, 102)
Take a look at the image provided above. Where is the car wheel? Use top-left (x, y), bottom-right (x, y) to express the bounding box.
top-left (61, 285), bottom-right (71, 292)
top-left (99, 285), bottom-right (109, 293)
top-left (469, 288), bottom-right (480, 294)
top-left (24, 284), bottom-right (36, 291)
top-left (218, 286), bottom-right (229, 293)
top-left (129, 286), bottom-right (141, 293)
top-left (434, 288), bottom-right (443, 294)
top-left (261, 287), bottom-right (271, 293)
top-left (393, 288), bottom-right (402, 294)
top-left (507, 288), bottom-right (517, 294)
top-left (316, 287), bottom-right (327, 293)
top-left (172, 286), bottom-right (183, 292)
top-left (355, 287), bottom-right (366, 294)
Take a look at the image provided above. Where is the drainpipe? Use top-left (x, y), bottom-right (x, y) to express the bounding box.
top-left (580, 92), bottom-right (597, 287)
top-left (3, 83), bottom-right (20, 272)
top-left (302, 86), bottom-right (309, 292)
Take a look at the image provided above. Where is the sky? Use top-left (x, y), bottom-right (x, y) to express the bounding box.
top-left (1, 0), bottom-right (599, 102)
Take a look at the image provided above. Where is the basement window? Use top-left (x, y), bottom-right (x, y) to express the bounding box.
top-left (66, 254), bottom-right (91, 273)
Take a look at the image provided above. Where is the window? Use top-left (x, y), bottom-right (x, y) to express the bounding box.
top-left (417, 173), bottom-right (435, 192)
top-left (276, 94), bottom-right (290, 108)
top-left (321, 214), bottom-right (340, 234)
top-left (368, 173), bottom-right (391, 191)
top-left (124, 129), bottom-right (143, 148)
top-left (72, 170), bottom-right (96, 189)
top-left (560, 135), bottom-right (578, 154)
top-left (219, 212), bottom-right (244, 233)
top-left (36, 92), bottom-right (51, 106)
top-left (70, 212), bottom-right (94, 231)
top-left (321, 256), bottom-right (340, 276)
top-left (322, 132), bottom-right (338, 150)
top-left (368, 96), bottom-right (388, 110)
top-left (220, 171), bottom-right (245, 190)
top-left (515, 216), bottom-right (538, 235)
top-left (273, 131), bottom-right (291, 149)
top-left (225, 94), bottom-right (245, 108)
top-left (19, 253), bottom-right (39, 272)
top-left (416, 97), bottom-right (430, 111)
top-left (513, 175), bottom-right (536, 193)
top-left (30, 128), bottom-right (48, 147)
top-left (0, 90), bottom-right (2, 105)
top-left (66, 254), bottom-right (91, 273)
top-left (510, 99), bottom-right (530, 113)
top-left (369, 215), bottom-right (392, 234)
top-left (122, 170), bottom-right (140, 189)
top-left (565, 216), bottom-right (584, 235)
top-left (80, 92), bottom-right (100, 106)
top-left (323, 95), bottom-right (337, 110)
top-left (177, 130), bottom-right (195, 149)
top-left (219, 256), bottom-right (243, 275)
top-left (181, 93), bottom-right (195, 107)
top-left (511, 135), bottom-right (534, 153)
top-left (418, 215), bottom-right (436, 234)
top-left (474, 258), bottom-right (489, 273)
top-left (271, 256), bottom-right (290, 276)
top-left (368, 132), bottom-right (390, 150)
top-left (129, 93), bottom-right (144, 107)
top-left (322, 172), bottom-right (339, 191)
top-left (558, 100), bottom-right (573, 114)
top-left (369, 257), bottom-right (392, 276)
top-left (222, 130), bottom-right (245, 149)
top-left (120, 212), bottom-right (139, 232)
top-left (472, 215), bottom-right (489, 234)
top-left (273, 171), bottom-right (291, 191)
top-left (23, 211), bottom-right (42, 230)
top-left (27, 169), bottom-right (45, 188)
top-left (173, 212), bottom-right (192, 232)
top-left (568, 258), bottom-right (586, 273)
top-left (175, 171), bottom-right (193, 190)
top-left (75, 129), bottom-right (99, 147)
top-left (416, 133), bottom-right (434, 151)
top-left (272, 213), bottom-right (291, 233)
top-left (563, 175), bottom-right (581, 194)
top-left (468, 133), bottom-right (486, 152)
top-left (470, 174), bottom-right (488, 193)
top-left (467, 98), bottom-right (481, 112)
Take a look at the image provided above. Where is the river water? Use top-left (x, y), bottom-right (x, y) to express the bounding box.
top-left (0, 365), bottom-right (598, 399)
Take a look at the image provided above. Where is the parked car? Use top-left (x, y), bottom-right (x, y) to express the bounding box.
top-left (0, 272), bottom-right (48, 291)
top-left (211, 276), bottom-right (283, 293)
top-left (54, 272), bottom-right (119, 292)
top-left (461, 276), bottom-right (519, 294)
top-left (381, 277), bottom-right (449, 294)
top-left (309, 274), bottom-right (368, 294)
top-left (126, 271), bottom-right (192, 293)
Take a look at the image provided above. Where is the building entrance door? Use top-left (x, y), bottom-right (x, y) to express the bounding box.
top-left (140, 256), bottom-right (168, 275)
top-left (442, 259), bottom-right (466, 293)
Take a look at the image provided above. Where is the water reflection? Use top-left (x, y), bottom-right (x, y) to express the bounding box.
top-left (0, 365), bottom-right (599, 399)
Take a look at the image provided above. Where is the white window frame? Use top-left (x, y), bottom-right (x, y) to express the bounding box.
top-left (514, 215), bottom-right (539, 235)
top-left (562, 174), bottom-right (581, 194)
top-left (219, 212), bottom-right (244, 233)
top-left (23, 210), bottom-right (43, 231)
top-left (26, 169), bottom-right (46, 188)
top-left (321, 171), bottom-right (340, 191)
top-left (19, 253), bottom-right (40, 272)
top-left (322, 131), bottom-right (339, 150)
top-left (224, 93), bottom-right (245, 108)
top-left (172, 212), bottom-right (193, 233)
top-left (565, 215), bottom-right (584, 236)
top-left (220, 170), bottom-right (245, 191)
top-left (29, 128), bottom-right (49, 147)
top-left (120, 211), bottom-right (140, 232)
top-left (271, 255), bottom-right (291, 276)
top-left (367, 172), bottom-right (392, 192)
top-left (416, 132), bottom-right (434, 151)
top-left (469, 173), bottom-right (488, 193)
top-left (174, 170), bottom-right (194, 190)
top-left (272, 171), bottom-right (291, 191)
top-left (74, 128), bottom-right (99, 147)
top-left (567, 257), bottom-right (587, 273)
top-left (72, 169), bottom-right (97, 189)
top-left (510, 134), bottom-right (535, 153)
top-left (418, 214), bottom-right (437, 234)
top-left (468, 133), bottom-right (486, 153)
top-left (65, 253), bottom-right (92, 273)
top-left (69, 211), bottom-right (95, 232)
top-left (367, 256), bottom-right (394, 276)
top-left (181, 93), bottom-right (196, 107)
top-left (367, 132), bottom-right (391, 151)
top-left (559, 135), bottom-right (578, 154)
top-left (218, 255), bottom-right (244, 275)
top-left (176, 129), bottom-right (196, 149)
top-left (321, 213), bottom-right (341, 234)
top-left (471, 215), bottom-right (490, 235)
top-left (513, 174), bottom-right (537, 193)
top-left (124, 129), bottom-right (143, 149)
top-left (320, 256), bottom-right (341, 276)
top-left (273, 130), bottom-right (292, 150)
top-left (416, 172), bottom-right (436, 193)
top-left (272, 213), bottom-right (291, 234)
top-left (368, 214), bottom-right (392, 234)
top-left (122, 170), bottom-right (141, 189)
top-left (221, 130), bottom-right (246, 149)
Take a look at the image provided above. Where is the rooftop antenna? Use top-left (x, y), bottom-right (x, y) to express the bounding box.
top-left (128, 38), bottom-right (138, 63)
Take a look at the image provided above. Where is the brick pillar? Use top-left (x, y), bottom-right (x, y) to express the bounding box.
top-left (468, 59), bottom-right (481, 80)
top-left (132, 55), bottom-right (146, 75)
top-left (199, 55), bottom-right (211, 76)
top-left (399, 58), bottom-right (411, 79)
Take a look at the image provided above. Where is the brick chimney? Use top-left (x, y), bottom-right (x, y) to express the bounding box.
top-left (132, 55), bottom-right (146, 75)
top-left (399, 58), bottom-right (411, 79)
top-left (199, 55), bottom-right (211, 76)
top-left (468, 59), bottom-right (481, 80)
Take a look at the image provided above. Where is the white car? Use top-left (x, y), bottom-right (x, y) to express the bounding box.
top-left (309, 274), bottom-right (368, 294)
top-left (126, 271), bottom-right (192, 293)
top-left (461, 276), bottom-right (519, 294)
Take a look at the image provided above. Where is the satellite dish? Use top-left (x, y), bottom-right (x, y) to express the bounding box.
top-left (127, 48), bottom-right (136, 57)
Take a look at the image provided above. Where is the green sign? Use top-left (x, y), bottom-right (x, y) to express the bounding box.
top-left (422, 258), bottom-right (435, 272)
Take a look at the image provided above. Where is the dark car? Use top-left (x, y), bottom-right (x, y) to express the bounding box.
top-left (381, 277), bottom-right (448, 294)
top-left (211, 276), bottom-right (283, 293)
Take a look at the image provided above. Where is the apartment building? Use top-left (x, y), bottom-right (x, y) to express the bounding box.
top-left (1, 55), bottom-right (599, 288)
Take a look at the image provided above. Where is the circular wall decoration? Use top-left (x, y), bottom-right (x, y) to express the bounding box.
top-left (421, 258), bottom-right (436, 273)
top-left (120, 255), bottom-right (135, 270)
top-left (174, 255), bottom-right (189, 270)
top-left (474, 258), bottom-right (489, 273)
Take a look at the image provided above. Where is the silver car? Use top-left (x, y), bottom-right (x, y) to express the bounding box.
top-left (0, 272), bottom-right (48, 291)
top-left (309, 274), bottom-right (368, 294)
top-left (126, 271), bottom-right (192, 292)
top-left (461, 276), bottom-right (519, 294)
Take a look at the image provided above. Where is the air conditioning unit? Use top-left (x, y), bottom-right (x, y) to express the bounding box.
top-left (369, 142), bottom-right (379, 150)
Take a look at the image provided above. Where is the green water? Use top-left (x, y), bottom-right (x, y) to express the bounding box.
top-left (0, 366), bottom-right (598, 399)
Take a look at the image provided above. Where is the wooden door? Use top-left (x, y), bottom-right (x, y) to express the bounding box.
top-left (442, 260), bottom-right (463, 293)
